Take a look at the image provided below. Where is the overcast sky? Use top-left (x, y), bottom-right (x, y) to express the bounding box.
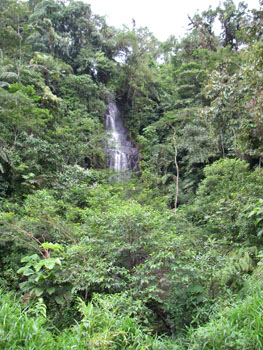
top-left (86, 0), bottom-right (260, 41)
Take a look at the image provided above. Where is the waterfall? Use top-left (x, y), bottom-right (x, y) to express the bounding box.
top-left (105, 101), bottom-right (139, 173)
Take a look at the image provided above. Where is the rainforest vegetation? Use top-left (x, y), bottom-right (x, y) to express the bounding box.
top-left (1, 0), bottom-right (263, 348)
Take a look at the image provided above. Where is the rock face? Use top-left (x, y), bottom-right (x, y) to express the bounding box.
top-left (105, 101), bottom-right (139, 173)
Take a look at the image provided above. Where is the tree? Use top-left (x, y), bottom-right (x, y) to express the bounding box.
top-left (217, 0), bottom-right (249, 50)
top-left (115, 27), bottom-right (161, 135)
top-left (188, 7), bottom-right (218, 51)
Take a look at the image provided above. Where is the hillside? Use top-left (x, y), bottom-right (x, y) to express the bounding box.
top-left (1, 0), bottom-right (263, 349)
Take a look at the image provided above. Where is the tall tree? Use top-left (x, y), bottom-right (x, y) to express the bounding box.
top-left (217, 0), bottom-right (249, 50)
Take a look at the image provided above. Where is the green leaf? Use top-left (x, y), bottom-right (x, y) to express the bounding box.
top-left (21, 254), bottom-right (40, 263)
top-left (55, 295), bottom-right (64, 305)
top-left (19, 281), bottom-right (28, 289)
top-left (41, 242), bottom-right (64, 252)
top-left (35, 262), bottom-right (44, 272)
top-left (23, 268), bottom-right (35, 276)
top-left (0, 150), bottom-right (8, 163)
top-left (17, 267), bottom-right (26, 274)
top-left (256, 218), bottom-right (263, 225)
top-left (188, 283), bottom-right (204, 293)
top-left (43, 259), bottom-right (56, 270)
top-left (47, 286), bottom-right (56, 295)
top-left (34, 287), bottom-right (44, 297)
top-left (248, 210), bottom-right (255, 218)
top-left (63, 290), bottom-right (72, 301)
top-left (35, 272), bottom-right (45, 282)
top-left (18, 265), bottom-right (36, 276)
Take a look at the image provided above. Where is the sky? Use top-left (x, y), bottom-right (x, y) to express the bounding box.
top-left (86, 0), bottom-right (260, 41)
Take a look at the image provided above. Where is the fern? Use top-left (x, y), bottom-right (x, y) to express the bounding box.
top-left (34, 297), bottom-right (47, 318)
top-left (0, 149), bottom-right (8, 173)
top-left (28, 297), bottom-right (47, 318)
top-left (217, 247), bottom-right (257, 287)
top-left (0, 71), bottom-right (18, 81)
top-left (0, 62), bottom-right (18, 88)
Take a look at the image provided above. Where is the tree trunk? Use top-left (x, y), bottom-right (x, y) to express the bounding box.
top-left (173, 131), bottom-right (179, 214)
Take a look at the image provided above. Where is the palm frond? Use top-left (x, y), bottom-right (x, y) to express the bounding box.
top-left (0, 71), bottom-right (18, 81)
top-left (0, 81), bottom-right (10, 88)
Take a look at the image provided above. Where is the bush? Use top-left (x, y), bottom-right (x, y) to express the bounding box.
top-left (0, 290), bottom-right (176, 350)
top-left (186, 158), bottom-right (263, 244)
top-left (0, 290), bottom-right (56, 350)
top-left (187, 282), bottom-right (263, 350)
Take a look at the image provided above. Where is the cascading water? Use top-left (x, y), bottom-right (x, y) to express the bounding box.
top-left (105, 100), bottom-right (139, 173)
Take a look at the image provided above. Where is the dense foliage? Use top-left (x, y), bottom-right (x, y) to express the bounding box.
top-left (1, 0), bottom-right (263, 348)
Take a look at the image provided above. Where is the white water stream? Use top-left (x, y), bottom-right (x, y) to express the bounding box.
top-left (105, 101), bottom-right (138, 172)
